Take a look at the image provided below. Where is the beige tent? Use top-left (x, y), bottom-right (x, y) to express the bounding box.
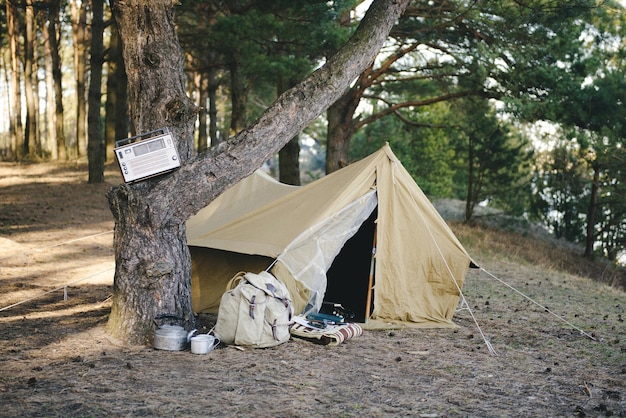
top-left (187, 144), bottom-right (474, 328)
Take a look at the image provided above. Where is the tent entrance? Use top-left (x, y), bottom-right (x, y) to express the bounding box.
top-left (323, 207), bottom-right (378, 323)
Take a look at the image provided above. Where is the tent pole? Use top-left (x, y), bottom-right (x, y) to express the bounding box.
top-left (364, 224), bottom-right (377, 322)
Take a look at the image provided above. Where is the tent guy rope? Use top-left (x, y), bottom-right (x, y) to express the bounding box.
top-left (0, 229), bottom-right (114, 263)
top-left (1, 229), bottom-right (115, 313)
top-left (479, 267), bottom-right (597, 341)
top-left (403, 151), bottom-right (499, 355)
top-left (0, 267), bottom-right (114, 313)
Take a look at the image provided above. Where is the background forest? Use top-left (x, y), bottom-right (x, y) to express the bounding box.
top-left (0, 0), bottom-right (625, 265)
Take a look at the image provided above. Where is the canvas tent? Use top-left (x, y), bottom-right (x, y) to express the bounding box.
top-left (186, 144), bottom-right (474, 328)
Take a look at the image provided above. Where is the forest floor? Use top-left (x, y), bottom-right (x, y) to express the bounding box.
top-left (0, 160), bottom-right (625, 417)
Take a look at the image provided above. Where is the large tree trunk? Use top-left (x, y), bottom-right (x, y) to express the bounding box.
top-left (88, 0), bottom-right (105, 183)
top-left (107, 0), bottom-right (201, 343)
top-left (107, 0), bottom-right (410, 345)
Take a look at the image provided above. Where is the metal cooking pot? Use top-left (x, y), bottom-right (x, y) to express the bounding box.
top-left (153, 315), bottom-right (196, 351)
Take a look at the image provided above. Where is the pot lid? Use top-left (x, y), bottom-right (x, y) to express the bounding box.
top-left (155, 324), bottom-right (187, 337)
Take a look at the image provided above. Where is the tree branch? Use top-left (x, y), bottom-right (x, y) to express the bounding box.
top-left (356, 89), bottom-right (485, 130)
top-left (150, 0), bottom-right (412, 220)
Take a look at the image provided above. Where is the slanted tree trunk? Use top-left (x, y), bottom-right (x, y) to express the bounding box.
top-left (107, 0), bottom-right (410, 345)
top-left (88, 0), bottom-right (105, 183)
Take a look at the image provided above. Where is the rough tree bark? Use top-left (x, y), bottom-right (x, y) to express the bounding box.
top-left (107, 0), bottom-right (410, 345)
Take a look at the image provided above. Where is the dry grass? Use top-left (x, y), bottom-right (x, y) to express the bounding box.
top-left (451, 220), bottom-right (626, 290)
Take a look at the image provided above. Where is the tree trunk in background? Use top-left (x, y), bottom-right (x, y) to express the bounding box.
top-left (584, 165), bottom-right (600, 258)
top-left (6, 0), bottom-right (23, 160)
top-left (45, 0), bottom-right (66, 160)
top-left (44, 14), bottom-right (57, 159)
top-left (88, 0), bottom-right (105, 183)
top-left (108, 0), bottom-right (409, 344)
top-left (1, 54), bottom-right (12, 154)
top-left (71, 0), bottom-right (89, 157)
top-left (278, 136), bottom-right (301, 185)
top-left (23, 0), bottom-right (39, 157)
top-left (229, 56), bottom-right (248, 136)
top-left (208, 53), bottom-right (219, 147)
top-left (465, 135), bottom-right (475, 223)
top-left (105, 21), bottom-right (129, 160)
top-left (277, 77), bottom-right (301, 185)
top-left (113, 24), bottom-right (130, 141)
top-left (326, 91), bottom-right (357, 173)
top-left (197, 72), bottom-right (209, 152)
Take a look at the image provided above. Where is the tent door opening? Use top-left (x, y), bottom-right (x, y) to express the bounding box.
top-left (324, 207), bottom-right (378, 323)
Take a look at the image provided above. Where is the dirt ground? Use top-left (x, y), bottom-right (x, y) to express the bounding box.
top-left (0, 161), bottom-right (625, 417)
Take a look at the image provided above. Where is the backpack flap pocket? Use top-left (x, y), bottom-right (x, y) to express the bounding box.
top-left (234, 283), bottom-right (268, 346)
top-left (214, 289), bottom-right (239, 345)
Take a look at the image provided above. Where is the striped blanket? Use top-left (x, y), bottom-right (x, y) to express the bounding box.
top-left (290, 316), bottom-right (363, 346)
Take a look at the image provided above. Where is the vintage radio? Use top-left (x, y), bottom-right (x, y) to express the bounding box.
top-left (114, 128), bottom-right (181, 183)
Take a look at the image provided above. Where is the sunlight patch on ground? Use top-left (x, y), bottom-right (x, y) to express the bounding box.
top-left (0, 300), bottom-right (111, 324)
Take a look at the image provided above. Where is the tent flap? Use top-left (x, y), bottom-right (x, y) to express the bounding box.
top-left (275, 190), bottom-right (378, 315)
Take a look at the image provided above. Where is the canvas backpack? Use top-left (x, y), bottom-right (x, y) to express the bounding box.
top-left (214, 271), bottom-right (293, 348)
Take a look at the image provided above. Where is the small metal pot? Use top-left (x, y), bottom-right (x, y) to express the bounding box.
top-left (153, 315), bottom-right (196, 351)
